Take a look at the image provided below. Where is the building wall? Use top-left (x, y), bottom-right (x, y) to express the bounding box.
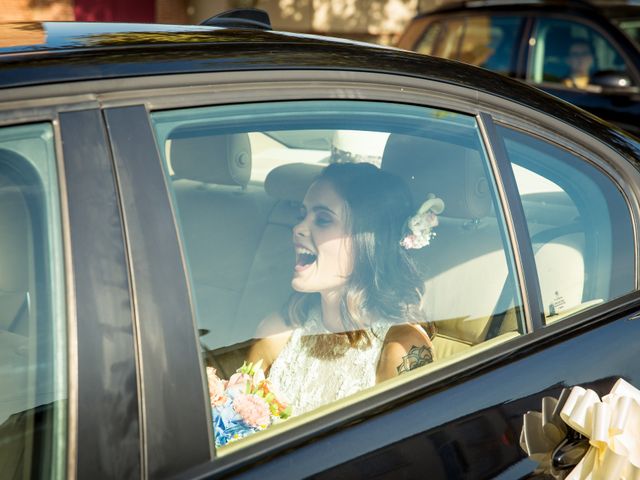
top-left (157, 0), bottom-right (189, 24)
top-left (0, 0), bottom-right (186, 22)
top-left (0, 0), bottom-right (444, 44)
top-left (74, 0), bottom-right (155, 22)
top-left (0, 0), bottom-right (74, 21)
top-left (189, 0), bottom-right (424, 44)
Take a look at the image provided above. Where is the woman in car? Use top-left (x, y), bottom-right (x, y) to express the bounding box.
top-left (248, 162), bottom-right (441, 416)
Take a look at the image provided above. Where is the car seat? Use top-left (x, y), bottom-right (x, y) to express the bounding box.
top-left (168, 129), bottom-right (296, 375)
top-left (381, 134), bottom-right (520, 359)
top-left (169, 129), bottom-right (267, 349)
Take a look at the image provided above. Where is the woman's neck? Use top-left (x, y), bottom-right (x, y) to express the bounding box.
top-left (320, 291), bottom-right (344, 333)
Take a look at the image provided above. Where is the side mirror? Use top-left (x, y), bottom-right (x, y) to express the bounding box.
top-left (590, 70), bottom-right (638, 93)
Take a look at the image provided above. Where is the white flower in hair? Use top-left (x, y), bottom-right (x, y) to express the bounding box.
top-left (400, 194), bottom-right (445, 250)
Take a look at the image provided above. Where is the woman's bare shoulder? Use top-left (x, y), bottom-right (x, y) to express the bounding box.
top-left (255, 312), bottom-right (291, 337)
top-left (248, 313), bottom-right (293, 369)
top-left (384, 323), bottom-right (431, 348)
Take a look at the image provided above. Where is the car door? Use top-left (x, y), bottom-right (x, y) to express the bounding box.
top-left (97, 70), bottom-right (640, 479)
top-left (525, 14), bottom-right (640, 138)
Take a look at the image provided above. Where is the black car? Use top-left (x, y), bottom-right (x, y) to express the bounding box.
top-left (2, 12), bottom-right (640, 480)
top-left (397, 0), bottom-right (640, 138)
top-left (598, 1), bottom-right (640, 46)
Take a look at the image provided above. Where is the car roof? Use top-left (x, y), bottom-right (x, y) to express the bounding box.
top-left (1, 20), bottom-right (638, 160)
top-left (0, 21), bottom-right (382, 55)
top-left (0, 21), bottom-right (399, 88)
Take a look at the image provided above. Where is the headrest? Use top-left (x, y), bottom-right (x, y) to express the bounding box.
top-left (382, 135), bottom-right (491, 219)
top-left (265, 163), bottom-right (323, 202)
top-left (168, 129), bottom-right (251, 187)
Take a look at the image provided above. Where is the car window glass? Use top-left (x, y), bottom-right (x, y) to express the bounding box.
top-left (0, 123), bottom-right (66, 478)
top-left (618, 18), bottom-right (640, 47)
top-left (458, 16), bottom-right (522, 75)
top-left (150, 101), bottom-right (525, 451)
top-left (498, 125), bottom-right (635, 323)
top-left (415, 20), bottom-right (444, 55)
top-left (416, 16), bottom-right (521, 75)
top-left (531, 17), bottom-right (635, 89)
top-left (418, 18), bottom-right (464, 58)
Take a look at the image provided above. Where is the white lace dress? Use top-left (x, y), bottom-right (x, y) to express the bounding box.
top-left (267, 310), bottom-right (393, 416)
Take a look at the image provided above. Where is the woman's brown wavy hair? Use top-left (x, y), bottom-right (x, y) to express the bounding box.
top-left (286, 162), bottom-right (432, 346)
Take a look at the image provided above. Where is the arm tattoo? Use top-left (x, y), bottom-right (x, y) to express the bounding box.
top-left (396, 345), bottom-right (434, 374)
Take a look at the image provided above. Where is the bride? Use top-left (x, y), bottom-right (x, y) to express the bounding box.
top-left (248, 162), bottom-right (439, 416)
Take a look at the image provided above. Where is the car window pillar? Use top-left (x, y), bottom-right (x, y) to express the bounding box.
top-left (477, 112), bottom-right (545, 332)
top-left (59, 109), bottom-right (141, 479)
top-left (103, 105), bottom-right (212, 477)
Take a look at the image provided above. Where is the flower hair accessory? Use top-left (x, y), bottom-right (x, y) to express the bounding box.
top-left (400, 193), bottom-right (445, 250)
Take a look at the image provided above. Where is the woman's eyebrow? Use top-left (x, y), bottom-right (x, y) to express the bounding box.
top-left (311, 205), bottom-right (337, 216)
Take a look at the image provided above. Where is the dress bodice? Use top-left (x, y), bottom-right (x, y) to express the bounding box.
top-left (267, 310), bottom-right (392, 416)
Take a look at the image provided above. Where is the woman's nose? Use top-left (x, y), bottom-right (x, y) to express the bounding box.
top-left (293, 218), bottom-right (309, 237)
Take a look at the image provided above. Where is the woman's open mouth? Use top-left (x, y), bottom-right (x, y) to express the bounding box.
top-left (295, 246), bottom-right (317, 272)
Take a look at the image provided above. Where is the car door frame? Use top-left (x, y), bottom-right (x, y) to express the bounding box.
top-left (5, 66), bottom-right (638, 478)
top-left (94, 69), bottom-right (640, 478)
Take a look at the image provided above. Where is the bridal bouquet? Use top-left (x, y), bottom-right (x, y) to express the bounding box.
top-left (207, 360), bottom-right (291, 447)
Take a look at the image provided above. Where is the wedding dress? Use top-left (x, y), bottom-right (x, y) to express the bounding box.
top-left (267, 309), bottom-right (393, 416)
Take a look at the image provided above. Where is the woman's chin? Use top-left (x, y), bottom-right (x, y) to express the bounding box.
top-left (291, 278), bottom-right (312, 293)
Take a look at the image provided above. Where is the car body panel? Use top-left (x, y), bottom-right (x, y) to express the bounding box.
top-left (183, 293), bottom-right (640, 479)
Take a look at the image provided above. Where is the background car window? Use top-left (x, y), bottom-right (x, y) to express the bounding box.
top-left (416, 16), bottom-right (522, 75)
top-left (416, 18), bottom-right (463, 58)
top-left (530, 17), bottom-right (634, 88)
top-left (618, 17), bottom-right (640, 46)
top-left (498, 125), bottom-right (635, 323)
top-left (151, 101), bottom-right (524, 450)
top-left (0, 123), bottom-right (66, 478)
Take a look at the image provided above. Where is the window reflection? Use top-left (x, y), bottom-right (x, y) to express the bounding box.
top-left (151, 101), bottom-right (524, 449)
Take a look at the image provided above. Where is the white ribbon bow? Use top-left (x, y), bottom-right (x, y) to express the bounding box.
top-left (520, 395), bottom-right (569, 473)
top-left (560, 379), bottom-right (640, 480)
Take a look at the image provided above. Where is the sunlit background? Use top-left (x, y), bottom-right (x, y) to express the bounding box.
top-left (0, 0), bottom-right (450, 45)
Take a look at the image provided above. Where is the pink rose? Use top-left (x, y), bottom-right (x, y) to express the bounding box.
top-left (227, 372), bottom-right (252, 394)
top-left (233, 393), bottom-right (271, 427)
top-left (206, 367), bottom-right (227, 406)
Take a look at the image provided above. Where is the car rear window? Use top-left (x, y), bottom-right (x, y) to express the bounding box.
top-left (151, 100), bottom-right (525, 452)
top-left (0, 123), bottom-right (66, 479)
